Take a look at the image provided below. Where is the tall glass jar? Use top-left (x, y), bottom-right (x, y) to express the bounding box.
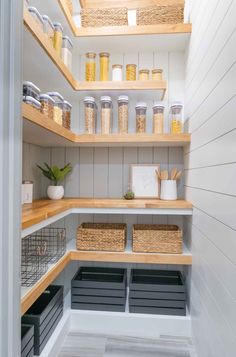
top-left (85, 52), bottom-right (96, 81)
top-left (62, 101), bottom-right (72, 130)
top-left (99, 52), bottom-right (110, 81)
top-left (84, 96), bottom-right (96, 134)
top-left (42, 15), bottom-right (55, 45)
top-left (170, 102), bottom-right (183, 134)
top-left (126, 64), bottom-right (136, 81)
top-left (61, 36), bottom-right (73, 71)
top-left (135, 102), bottom-right (147, 133)
top-left (153, 102), bottom-right (165, 134)
top-left (139, 69), bottom-right (150, 81)
top-left (100, 96), bottom-right (112, 134)
top-left (118, 95), bottom-right (129, 134)
top-left (53, 22), bottom-right (63, 56)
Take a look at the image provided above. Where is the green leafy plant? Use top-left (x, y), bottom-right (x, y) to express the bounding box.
top-left (37, 163), bottom-right (72, 186)
top-left (123, 189), bottom-right (135, 200)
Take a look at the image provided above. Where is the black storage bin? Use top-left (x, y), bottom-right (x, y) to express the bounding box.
top-left (71, 267), bottom-right (127, 312)
top-left (129, 269), bottom-right (186, 316)
top-left (22, 285), bottom-right (63, 355)
top-left (21, 324), bottom-right (34, 357)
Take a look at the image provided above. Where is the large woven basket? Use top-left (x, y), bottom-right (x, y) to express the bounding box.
top-left (132, 224), bottom-right (182, 254)
top-left (77, 223), bottom-right (127, 252)
top-left (137, 5), bottom-right (184, 26)
top-left (81, 8), bottom-right (128, 28)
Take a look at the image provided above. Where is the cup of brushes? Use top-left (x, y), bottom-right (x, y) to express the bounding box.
top-left (156, 168), bottom-right (182, 201)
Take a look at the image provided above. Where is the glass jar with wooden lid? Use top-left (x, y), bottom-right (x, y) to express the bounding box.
top-left (85, 52), bottom-right (96, 81)
top-left (153, 102), bottom-right (165, 134)
top-left (152, 69), bottom-right (163, 81)
top-left (139, 69), bottom-right (150, 81)
top-left (99, 52), bottom-right (110, 81)
top-left (112, 64), bottom-right (123, 81)
top-left (126, 64), bottom-right (137, 81)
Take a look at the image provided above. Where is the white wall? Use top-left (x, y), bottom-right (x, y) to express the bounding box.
top-left (185, 0), bottom-right (236, 356)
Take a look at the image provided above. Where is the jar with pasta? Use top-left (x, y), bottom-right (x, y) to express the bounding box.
top-left (126, 64), bottom-right (136, 81)
top-left (153, 102), bottom-right (165, 134)
top-left (47, 92), bottom-right (64, 126)
top-left (84, 96), bottom-right (96, 134)
top-left (85, 52), bottom-right (96, 81)
top-left (135, 102), bottom-right (147, 133)
top-left (42, 15), bottom-right (55, 45)
top-left (62, 101), bottom-right (72, 130)
top-left (53, 22), bottom-right (63, 56)
top-left (139, 69), bottom-right (150, 81)
top-left (99, 52), bottom-right (110, 81)
top-left (39, 94), bottom-right (55, 121)
top-left (170, 102), bottom-right (183, 134)
top-left (100, 96), bottom-right (112, 134)
top-left (152, 69), bottom-right (163, 81)
top-left (118, 95), bottom-right (129, 134)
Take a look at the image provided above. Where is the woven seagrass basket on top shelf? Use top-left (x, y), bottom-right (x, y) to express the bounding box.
top-left (137, 5), bottom-right (184, 26)
top-left (81, 7), bottom-right (128, 27)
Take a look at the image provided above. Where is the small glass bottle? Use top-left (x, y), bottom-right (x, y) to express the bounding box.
top-left (53, 22), bottom-right (63, 56)
top-left (170, 102), bottom-right (183, 134)
top-left (99, 52), bottom-right (110, 81)
top-left (61, 36), bottom-right (73, 71)
top-left (152, 69), bottom-right (163, 81)
top-left (85, 52), bottom-right (96, 81)
top-left (139, 69), bottom-right (150, 81)
top-left (135, 102), bottom-right (147, 133)
top-left (153, 102), bottom-right (165, 134)
top-left (126, 64), bottom-right (137, 81)
top-left (100, 96), bottom-right (112, 134)
top-left (112, 65), bottom-right (123, 81)
top-left (84, 96), bottom-right (96, 134)
top-left (118, 95), bottom-right (129, 134)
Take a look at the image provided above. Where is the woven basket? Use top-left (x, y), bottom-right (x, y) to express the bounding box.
top-left (137, 5), bottom-right (184, 26)
top-left (65, 0), bottom-right (73, 15)
top-left (81, 8), bottom-right (128, 28)
top-left (77, 223), bottom-right (127, 252)
top-left (132, 224), bottom-right (182, 254)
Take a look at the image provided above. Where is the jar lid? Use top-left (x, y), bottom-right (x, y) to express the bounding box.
top-left (23, 96), bottom-right (41, 107)
top-left (170, 101), bottom-right (183, 108)
top-left (153, 101), bottom-right (165, 109)
top-left (139, 69), bottom-right (150, 73)
top-left (84, 96), bottom-right (95, 103)
top-left (126, 64), bottom-right (137, 68)
top-left (99, 52), bottom-right (110, 57)
top-left (46, 92), bottom-right (64, 102)
top-left (62, 35), bottom-right (73, 47)
top-left (23, 81), bottom-right (41, 93)
top-left (42, 15), bottom-right (54, 30)
top-left (152, 69), bottom-right (163, 73)
top-left (135, 101), bottom-right (147, 109)
top-left (39, 94), bottom-right (55, 103)
top-left (63, 100), bottom-right (72, 108)
top-left (86, 52), bottom-right (96, 58)
top-left (53, 22), bottom-right (63, 32)
top-left (112, 64), bottom-right (123, 69)
top-left (22, 180), bottom-right (33, 184)
top-left (118, 95), bottom-right (129, 102)
top-left (100, 96), bottom-right (112, 103)
top-left (28, 7), bottom-right (44, 24)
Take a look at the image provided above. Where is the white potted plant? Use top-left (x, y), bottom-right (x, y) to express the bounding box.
top-left (37, 162), bottom-right (72, 200)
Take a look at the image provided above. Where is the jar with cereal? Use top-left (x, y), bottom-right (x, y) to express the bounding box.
top-left (153, 102), bottom-right (165, 134)
top-left (118, 95), bottom-right (129, 134)
top-left (135, 102), bottom-right (147, 133)
top-left (39, 94), bottom-right (55, 120)
top-left (84, 96), bottom-right (96, 134)
top-left (100, 96), bottom-right (112, 134)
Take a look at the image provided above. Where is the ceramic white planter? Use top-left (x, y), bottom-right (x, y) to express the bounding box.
top-left (160, 180), bottom-right (177, 200)
top-left (47, 185), bottom-right (64, 200)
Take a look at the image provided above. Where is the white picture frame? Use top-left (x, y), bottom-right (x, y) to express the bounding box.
top-left (131, 164), bottom-right (160, 198)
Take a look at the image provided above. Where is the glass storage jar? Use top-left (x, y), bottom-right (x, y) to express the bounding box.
top-left (139, 69), bottom-right (150, 81)
top-left (23, 81), bottom-right (41, 101)
top-left (24, 0), bottom-right (29, 8)
top-left (118, 95), bottom-right (129, 134)
top-left (153, 102), bottom-right (165, 134)
top-left (53, 22), bottom-right (63, 56)
top-left (23, 96), bottom-right (41, 111)
top-left (84, 96), bottom-right (96, 134)
top-left (85, 52), bottom-right (96, 81)
top-left (135, 102), bottom-right (147, 133)
top-left (62, 100), bottom-right (72, 130)
top-left (170, 102), bottom-right (183, 134)
top-left (126, 64), bottom-right (136, 81)
top-left (152, 69), bottom-right (163, 81)
top-left (100, 96), bottom-right (112, 134)
top-left (99, 52), bottom-right (110, 81)
top-left (61, 36), bottom-right (73, 72)
top-left (39, 94), bottom-right (55, 120)
top-left (112, 65), bottom-right (123, 81)
top-left (42, 15), bottom-right (55, 45)
top-left (28, 7), bottom-right (44, 32)
top-left (47, 92), bottom-right (64, 126)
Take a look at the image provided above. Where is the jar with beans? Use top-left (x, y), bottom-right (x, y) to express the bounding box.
top-left (170, 102), bottom-right (183, 134)
top-left (84, 96), bottom-right (96, 134)
top-left (135, 102), bottom-right (147, 133)
top-left (85, 52), bottom-right (96, 81)
top-left (126, 64), bottom-right (137, 81)
top-left (53, 22), bottom-right (63, 56)
top-left (118, 95), bottom-right (129, 134)
top-left (100, 96), bottom-right (112, 134)
top-left (62, 101), bottom-right (72, 130)
top-left (47, 92), bottom-right (64, 126)
top-left (39, 94), bottom-right (55, 120)
top-left (153, 102), bottom-right (165, 134)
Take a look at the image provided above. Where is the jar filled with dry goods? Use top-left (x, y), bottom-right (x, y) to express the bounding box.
top-left (118, 95), bottom-right (129, 134)
top-left (23, 96), bottom-right (41, 111)
top-left (23, 81), bottom-right (41, 101)
top-left (47, 92), bottom-right (64, 126)
top-left (139, 69), bottom-right (150, 81)
top-left (135, 102), bottom-right (147, 133)
top-left (99, 52), bottom-right (110, 81)
top-left (170, 102), bottom-right (183, 134)
top-left (39, 94), bottom-right (55, 120)
top-left (53, 22), bottom-right (63, 56)
top-left (84, 96), bottom-right (96, 134)
top-left (126, 64), bottom-right (137, 81)
top-left (42, 15), bottom-right (55, 45)
top-left (62, 100), bottom-right (72, 130)
top-left (153, 102), bottom-right (165, 134)
top-left (28, 7), bottom-right (44, 32)
top-left (100, 96), bottom-right (112, 134)
top-left (152, 69), bottom-right (163, 81)
top-left (85, 52), bottom-right (96, 81)
top-left (61, 36), bottom-right (73, 72)
top-left (112, 65), bottom-right (123, 81)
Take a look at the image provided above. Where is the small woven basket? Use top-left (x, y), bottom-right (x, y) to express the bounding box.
top-left (77, 223), bottom-right (127, 252)
top-left (132, 224), bottom-right (182, 254)
top-left (81, 7), bottom-right (128, 28)
top-left (137, 5), bottom-right (184, 26)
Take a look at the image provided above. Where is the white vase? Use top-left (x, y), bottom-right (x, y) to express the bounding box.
top-left (160, 180), bottom-right (177, 200)
top-left (47, 186), bottom-right (64, 200)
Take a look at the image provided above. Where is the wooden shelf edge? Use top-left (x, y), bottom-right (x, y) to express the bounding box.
top-left (75, 80), bottom-right (167, 91)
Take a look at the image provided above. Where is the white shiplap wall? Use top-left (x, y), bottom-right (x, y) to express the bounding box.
top-left (185, 0), bottom-right (236, 356)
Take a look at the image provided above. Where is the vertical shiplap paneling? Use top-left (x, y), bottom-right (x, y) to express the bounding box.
top-left (108, 147), bottom-right (123, 198)
top-left (79, 147), bottom-right (94, 197)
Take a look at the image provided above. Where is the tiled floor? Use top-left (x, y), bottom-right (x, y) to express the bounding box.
top-left (58, 332), bottom-right (197, 357)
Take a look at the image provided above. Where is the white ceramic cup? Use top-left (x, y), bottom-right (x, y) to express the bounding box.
top-left (47, 185), bottom-right (64, 200)
top-left (160, 180), bottom-right (177, 200)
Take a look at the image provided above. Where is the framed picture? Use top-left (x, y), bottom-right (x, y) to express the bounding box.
top-left (131, 164), bottom-right (160, 198)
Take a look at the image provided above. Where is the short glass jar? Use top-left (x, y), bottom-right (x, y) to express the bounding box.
top-left (152, 69), bottom-right (163, 81)
top-left (118, 95), bottom-right (129, 134)
top-left (135, 102), bottom-right (147, 133)
top-left (39, 94), bottom-right (55, 121)
top-left (112, 64), bottom-right (123, 81)
top-left (23, 96), bottom-right (41, 111)
top-left (62, 100), bottom-right (72, 130)
top-left (23, 81), bottom-right (41, 101)
top-left (47, 92), bottom-right (64, 126)
top-left (126, 64), bottom-right (137, 81)
top-left (85, 52), bottom-right (96, 81)
top-left (153, 102), bottom-right (165, 134)
top-left (42, 15), bottom-right (55, 45)
top-left (170, 102), bottom-right (183, 134)
top-left (100, 96), bottom-right (112, 134)
top-left (28, 7), bottom-right (44, 32)
top-left (61, 36), bottom-right (73, 71)
top-left (99, 52), bottom-right (110, 81)
top-left (139, 69), bottom-right (150, 81)
top-left (84, 96), bottom-right (96, 134)
top-left (53, 22), bottom-right (63, 56)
